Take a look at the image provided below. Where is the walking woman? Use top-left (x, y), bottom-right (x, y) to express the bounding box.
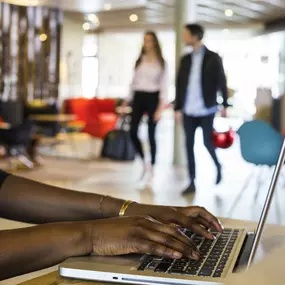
top-left (123, 31), bottom-right (167, 186)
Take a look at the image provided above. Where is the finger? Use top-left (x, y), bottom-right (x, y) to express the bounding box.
top-left (189, 222), bottom-right (215, 240)
top-left (194, 207), bottom-right (223, 233)
top-left (143, 221), bottom-right (200, 253)
top-left (181, 207), bottom-right (223, 233)
top-left (142, 228), bottom-right (199, 259)
top-left (164, 211), bottom-right (215, 240)
top-left (195, 217), bottom-right (222, 233)
top-left (194, 217), bottom-right (211, 229)
top-left (142, 217), bottom-right (199, 251)
top-left (135, 240), bottom-right (199, 260)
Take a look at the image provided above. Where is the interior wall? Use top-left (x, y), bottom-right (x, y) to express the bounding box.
top-left (97, 29), bottom-right (176, 101)
top-left (59, 12), bottom-right (84, 101)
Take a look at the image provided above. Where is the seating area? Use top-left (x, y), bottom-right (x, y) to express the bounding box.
top-left (63, 97), bottom-right (119, 139)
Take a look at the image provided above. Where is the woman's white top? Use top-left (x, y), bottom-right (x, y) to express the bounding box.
top-left (128, 57), bottom-right (168, 102)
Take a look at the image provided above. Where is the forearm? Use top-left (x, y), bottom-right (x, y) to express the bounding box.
top-left (0, 222), bottom-right (91, 280)
top-left (0, 175), bottom-right (125, 224)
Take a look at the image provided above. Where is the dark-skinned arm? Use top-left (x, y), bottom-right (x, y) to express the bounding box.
top-left (0, 221), bottom-right (91, 280)
top-left (0, 175), bottom-right (125, 224)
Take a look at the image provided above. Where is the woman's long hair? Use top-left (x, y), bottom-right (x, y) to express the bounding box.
top-left (135, 31), bottom-right (165, 69)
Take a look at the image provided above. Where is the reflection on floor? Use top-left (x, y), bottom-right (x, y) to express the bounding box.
top-left (1, 115), bottom-right (285, 284)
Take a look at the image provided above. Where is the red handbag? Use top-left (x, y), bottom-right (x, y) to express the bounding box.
top-left (212, 129), bottom-right (235, 149)
top-left (212, 117), bottom-right (235, 149)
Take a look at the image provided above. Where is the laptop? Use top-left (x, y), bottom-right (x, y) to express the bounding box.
top-left (59, 139), bottom-right (285, 285)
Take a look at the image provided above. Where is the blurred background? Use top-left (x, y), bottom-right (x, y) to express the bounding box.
top-left (1, 1), bottom-right (285, 282)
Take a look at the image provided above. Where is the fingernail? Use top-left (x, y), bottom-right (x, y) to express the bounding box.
top-left (173, 252), bottom-right (182, 259)
top-left (209, 234), bottom-right (215, 240)
top-left (192, 252), bottom-right (200, 260)
top-left (178, 227), bottom-right (185, 234)
top-left (218, 221), bottom-right (224, 230)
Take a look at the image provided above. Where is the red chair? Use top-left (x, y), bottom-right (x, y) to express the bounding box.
top-left (83, 98), bottom-right (118, 139)
top-left (64, 98), bottom-right (89, 130)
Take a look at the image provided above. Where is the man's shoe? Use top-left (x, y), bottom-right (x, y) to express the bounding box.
top-left (216, 166), bottom-right (222, 185)
top-left (182, 182), bottom-right (196, 196)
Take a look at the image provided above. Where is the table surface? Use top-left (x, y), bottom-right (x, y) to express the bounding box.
top-left (0, 122), bottom-right (10, 129)
top-left (19, 218), bottom-right (285, 285)
top-left (29, 114), bottom-right (77, 122)
top-left (115, 106), bottom-right (132, 114)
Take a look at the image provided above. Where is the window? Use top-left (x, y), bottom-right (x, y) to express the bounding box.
top-left (82, 34), bottom-right (98, 98)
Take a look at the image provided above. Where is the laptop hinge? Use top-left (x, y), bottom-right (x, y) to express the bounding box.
top-left (233, 232), bottom-right (255, 273)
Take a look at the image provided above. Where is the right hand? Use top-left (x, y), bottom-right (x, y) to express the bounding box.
top-left (87, 216), bottom-right (200, 260)
top-left (175, 111), bottom-right (182, 123)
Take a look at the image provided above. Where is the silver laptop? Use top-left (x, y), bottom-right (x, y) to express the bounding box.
top-left (59, 139), bottom-right (285, 285)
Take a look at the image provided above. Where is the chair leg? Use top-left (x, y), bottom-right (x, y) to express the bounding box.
top-left (228, 168), bottom-right (257, 217)
top-left (253, 166), bottom-right (264, 203)
top-left (69, 132), bottom-right (79, 157)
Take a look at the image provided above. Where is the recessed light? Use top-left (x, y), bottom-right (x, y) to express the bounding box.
top-left (88, 14), bottom-right (98, 23)
top-left (225, 9), bottom-right (234, 17)
top-left (104, 3), bottom-right (112, 10)
top-left (129, 14), bottom-right (138, 22)
top-left (39, 33), bottom-right (47, 42)
top-left (83, 22), bottom-right (91, 31)
top-left (28, 0), bottom-right (39, 6)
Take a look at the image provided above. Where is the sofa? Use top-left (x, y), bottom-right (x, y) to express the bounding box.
top-left (63, 98), bottom-right (118, 139)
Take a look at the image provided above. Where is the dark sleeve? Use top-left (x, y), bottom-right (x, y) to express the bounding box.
top-left (0, 170), bottom-right (10, 189)
top-left (174, 57), bottom-right (184, 111)
top-left (216, 55), bottom-right (229, 108)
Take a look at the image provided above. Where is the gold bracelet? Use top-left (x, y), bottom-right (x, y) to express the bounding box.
top-left (119, 200), bottom-right (134, 217)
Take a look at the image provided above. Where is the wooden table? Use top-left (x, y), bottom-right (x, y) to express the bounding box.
top-left (19, 218), bottom-right (285, 285)
top-left (29, 114), bottom-right (77, 123)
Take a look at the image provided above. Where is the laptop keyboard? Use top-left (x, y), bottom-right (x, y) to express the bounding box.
top-left (138, 228), bottom-right (240, 278)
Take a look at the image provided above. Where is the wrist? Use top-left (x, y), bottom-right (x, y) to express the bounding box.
top-left (48, 222), bottom-right (93, 258)
top-left (101, 196), bottom-right (126, 218)
top-left (124, 203), bottom-right (153, 216)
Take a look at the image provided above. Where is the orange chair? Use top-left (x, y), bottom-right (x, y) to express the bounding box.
top-left (63, 98), bottom-right (89, 130)
top-left (83, 98), bottom-right (118, 139)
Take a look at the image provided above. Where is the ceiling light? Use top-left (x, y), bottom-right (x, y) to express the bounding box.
top-left (225, 9), bottom-right (234, 17)
top-left (39, 33), bottom-right (47, 42)
top-left (129, 14), bottom-right (138, 22)
top-left (104, 3), bottom-right (112, 10)
top-left (88, 14), bottom-right (99, 23)
top-left (223, 29), bottom-right (230, 33)
top-left (83, 22), bottom-right (91, 31)
top-left (28, 0), bottom-right (39, 6)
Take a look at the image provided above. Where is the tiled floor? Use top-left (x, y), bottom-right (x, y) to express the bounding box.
top-left (1, 115), bottom-right (285, 284)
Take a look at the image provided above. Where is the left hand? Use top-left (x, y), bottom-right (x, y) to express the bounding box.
top-left (125, 204), bottom-right (223, 240)
top-left (154, 109), bottom-right (162, 122)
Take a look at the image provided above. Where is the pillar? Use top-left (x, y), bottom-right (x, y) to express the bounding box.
top-left (173, 0), bottom-right (197, 165)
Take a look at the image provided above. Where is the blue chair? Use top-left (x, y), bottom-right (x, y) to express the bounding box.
top-left (228, 120), bottom-right (284, 216)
